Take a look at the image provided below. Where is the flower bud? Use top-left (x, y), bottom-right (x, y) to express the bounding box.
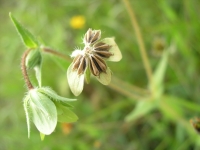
top-left (25, 49), bottom-right (42, 69)
top-left (23, 87), bottom-right (78, 138)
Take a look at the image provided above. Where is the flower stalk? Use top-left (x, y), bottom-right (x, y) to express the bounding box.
top-left (122, 0), bottom-right (153, 84)
top-left (21, 49), bottom-right (34, 90)
top-left (42, 47), bottom-right (71, 61)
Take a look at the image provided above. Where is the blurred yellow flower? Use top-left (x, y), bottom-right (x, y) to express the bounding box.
top-left (70, 15), bottom-right (85, 29)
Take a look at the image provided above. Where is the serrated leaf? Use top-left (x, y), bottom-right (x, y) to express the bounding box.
top-left (23, 94), bottom-right (31, 138)
top-left (56, 104), bottom-right (78, 123)
top-left (38, 87), bottom-right (76, 102)
top-left (125, 100), bottom-right (157, 122)
top-left (9, 12), bottom-right (38, 48)
top-left (29, 90), bottom-right (57, 135)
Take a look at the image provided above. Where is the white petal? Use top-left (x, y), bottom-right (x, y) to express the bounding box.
top-left (67, 63), bottom-right (85, 96)
top-left (71, 49), bottom-right (84, 58)
top-left (96, 67), bottom-right (111, 85)
top-left (101, 37), bottom-right (122, 62)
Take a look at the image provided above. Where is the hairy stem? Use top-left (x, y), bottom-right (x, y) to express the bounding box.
top-left (21, 49), bottom-right (34, 90)
top-left (42, 47), bottom-right (71, 61)
top-left (123, 0), bottom-right (153, 84)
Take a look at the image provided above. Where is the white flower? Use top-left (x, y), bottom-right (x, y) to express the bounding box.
top-left (67, 28), bottom-right (122, 96)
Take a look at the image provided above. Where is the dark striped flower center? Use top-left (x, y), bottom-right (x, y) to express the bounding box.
top-left (72, 41), bottom-right (113, 76)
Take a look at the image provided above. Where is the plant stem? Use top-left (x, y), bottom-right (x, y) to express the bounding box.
top-left (122, 0), bottom-right (153, 84)
top-left (42, 47), bottom-right (71, 61)
top-left (21, 49), bottom-right (34, 90)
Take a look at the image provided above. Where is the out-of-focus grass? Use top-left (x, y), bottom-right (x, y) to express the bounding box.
top-left (1, 0), bottom-right (200, 149)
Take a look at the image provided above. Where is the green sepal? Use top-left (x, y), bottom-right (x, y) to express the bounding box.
top-left (34, 65), bottom-right (42, 87)
top-left (25, 49), bottom-right (42, 70)
top-left (38, 87), bottom-right (77, 102)
top-left (85, 66), bottom-right (91, 84)
top-left (56, 103), bottom-right (78, 123)
top-left (40, 132), bottom-right (45, 141)
top-left (9, 12), bottom-right (39, 48)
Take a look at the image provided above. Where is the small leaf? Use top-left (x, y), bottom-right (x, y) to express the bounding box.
top-left (96, 67), bottom-right (111, 85)
top-left (9, 12), bottom-right (38, 48)
top-left (125, 100), bottom-right (157, 122)
top-left (23, 94), bottom-right (31, 138)
top-left (56, 104), bottom-right (78, 123)
top-left (29, 90), bottom-right (57, 135)
top-left (85, 66), bottom-right (91, 84)
top-left (150, 50), bottom-right (169, 98)
top-left (38, 87), bottom-right (76, 102)
top-left (67, 63), bottom-right (85, 96)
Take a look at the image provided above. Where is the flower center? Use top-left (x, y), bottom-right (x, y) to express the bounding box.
top-left (83, 45), bottom-right (94, 57)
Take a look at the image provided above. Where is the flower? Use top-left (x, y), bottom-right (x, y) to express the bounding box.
top-left (67, 28), bottom-right (122, 96)
top-left (23, 87), bottom-right (78, 138)
top-left (70, 15), bottom-right (85, 29)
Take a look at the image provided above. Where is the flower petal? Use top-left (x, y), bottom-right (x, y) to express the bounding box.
top-left (29, 90), bottom-right (57, 135)
top-left (96, 67), bottom-right (112, 85)
top-left (67, 63), bottom-right (85, 96)
top-left (101, 38), bottom-right (122, 62)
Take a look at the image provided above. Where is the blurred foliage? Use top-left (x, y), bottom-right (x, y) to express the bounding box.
top-left (1, 0), bottom-right (200, 149)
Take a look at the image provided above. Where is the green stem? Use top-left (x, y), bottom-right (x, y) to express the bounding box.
top-left (21, 49), bottom-right (34, 90)
top-left (122, 0), bottom-right (153, 85)
top-left (41, 47), bottom-right (71, 61)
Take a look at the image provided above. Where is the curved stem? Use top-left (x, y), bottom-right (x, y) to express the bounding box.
top-left (122, 0), bottom-right (153, 84)
top-left (41, 47), bottom-right (71, 61)
top-left (21, 49), bottom-right (34, 90)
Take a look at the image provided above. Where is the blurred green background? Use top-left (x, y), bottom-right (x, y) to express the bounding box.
top-left (1, 0), bottom-right (200, 149)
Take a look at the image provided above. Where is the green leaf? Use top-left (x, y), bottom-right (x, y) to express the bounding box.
top-left (29, 90), bottom-right (57, 135)
top-left (150, 50), bottom-right (169, 98)
top-left (54, 101), bottom-right (74, 109)
top-left (38, 87), bottom-right (77, 102)
top-left (56, 104), bottom-right (78, 123)
top-left (125, 100), bottom-right (157, 122)
top-left (160, 95), bottom-right (184, 121)
top-left (23, 94), bottom-right (31, 138)
top-left (9, 12), bottom-right (38, 48)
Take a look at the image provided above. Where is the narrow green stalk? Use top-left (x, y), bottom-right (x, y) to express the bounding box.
top-left (21, 49), bottom-right (34, 90)
top-left (42, 47), bottom-right (71, 61)
top-left (122, 0), bottom-right (153, 85)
